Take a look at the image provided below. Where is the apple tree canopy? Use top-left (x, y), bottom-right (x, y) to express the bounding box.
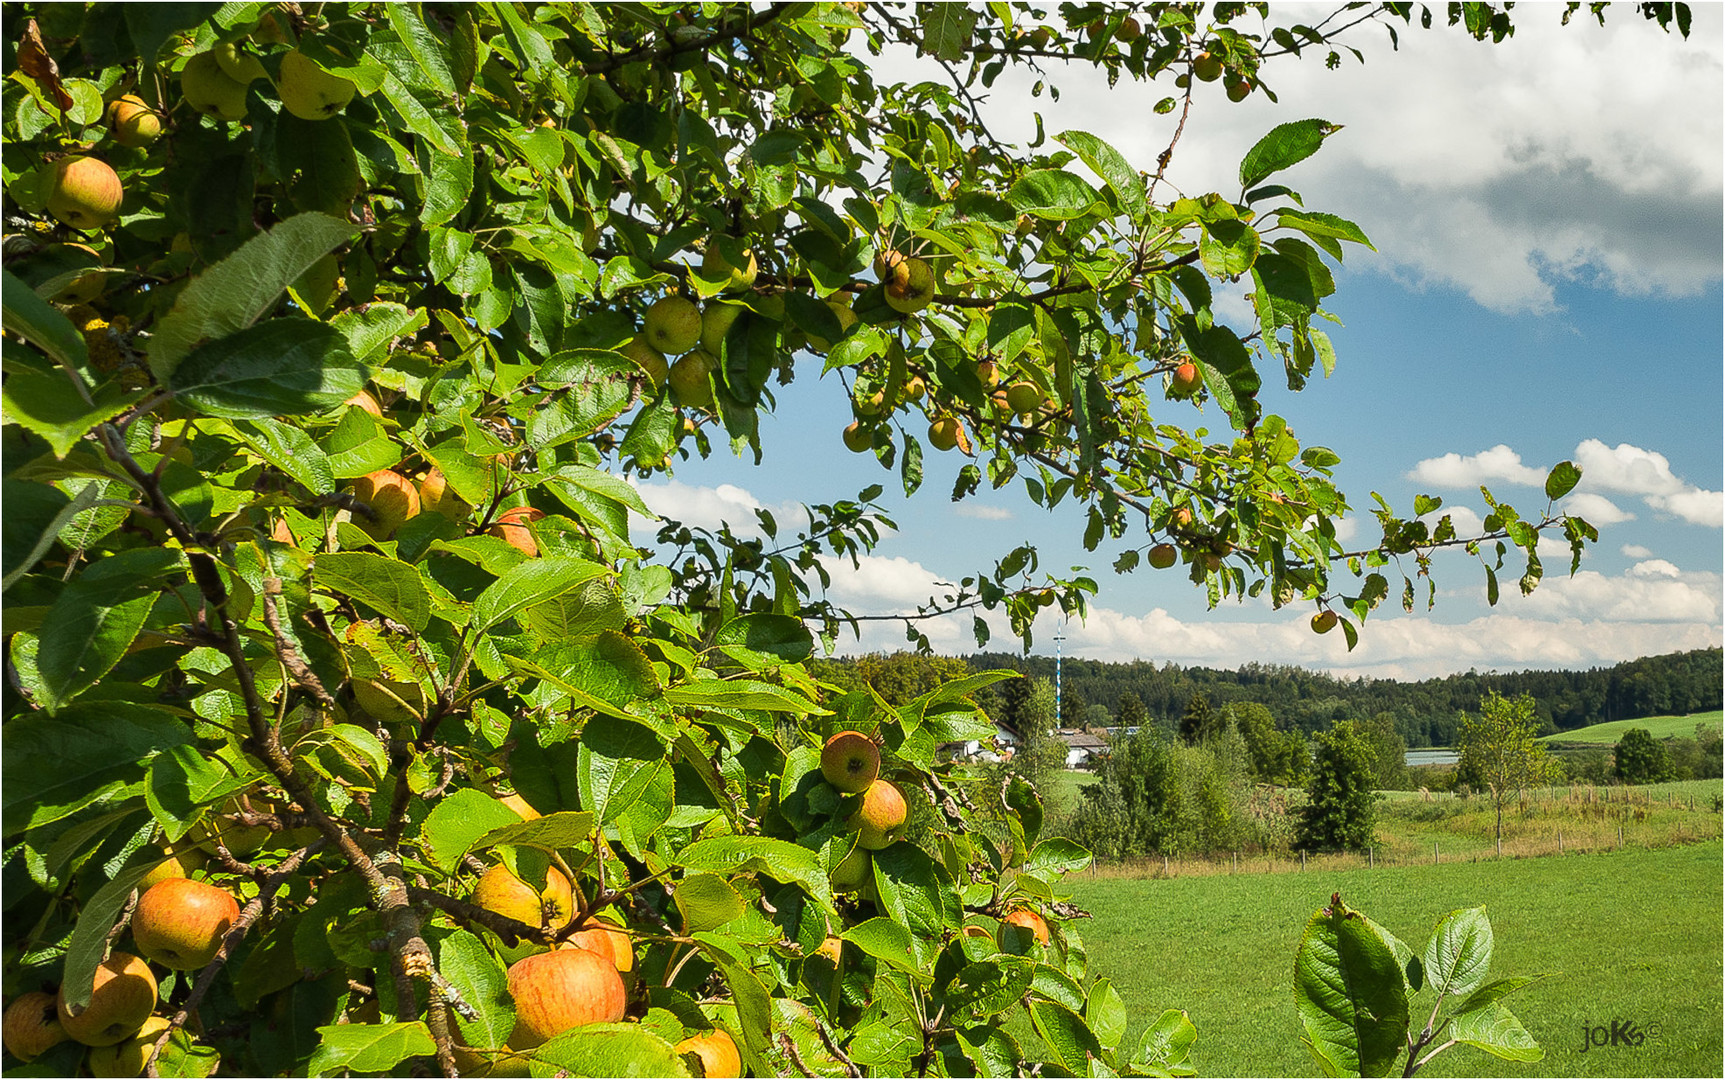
top-left (0, 2), bottom-right (1689, 1076)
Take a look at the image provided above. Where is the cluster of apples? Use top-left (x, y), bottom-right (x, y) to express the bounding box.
top-left (1179, 43), bottom-right (1255, 102)
top-left (620, 241), bottom-right (766, 420)
top-left (3, 877), bottom-right (239, 1075)
top-left (181, 40), bottom-right (356, 124)
top-left (457, 797), bottom-right (741, 1077)
top-left (817, 731), bottom-right (1055, 958)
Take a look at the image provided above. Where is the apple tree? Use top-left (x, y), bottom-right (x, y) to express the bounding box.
top-left (0, 2), bottom-right (1688, 1077)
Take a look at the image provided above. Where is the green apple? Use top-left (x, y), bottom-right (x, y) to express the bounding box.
top-left (806, 299), bottom-right (857, 352)
top-left (884, 257), bottom-right (936, 314)
top-left (87, 1015), bottom-right (171, 1077)
top-left (846, 779), bottom-right (908, 849)
top-left (180, 51), bottom-right (249, 121)
top-left (105, 95), bottom-right (161, 147)
top-left (700, 301), bottom-right (743, 355)
top-left (829, 846), bottom-right (871, 892)
top-left (701, 243), bottom-right (757, 292)
top-left (213, 41), bottom-right (267, 84)
top-left (277, 50), bottom-right (356, 121)
top-left (643, 296), bottom-right (702, 355)
top-left (620, 336), bottom-right (669, 386)
top-left (668, 349), bottom-right (717, 409)
top-left (841, 422), bottom-right (872, 453)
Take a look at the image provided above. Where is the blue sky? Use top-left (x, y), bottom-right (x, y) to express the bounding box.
top-left (631, 5), bottom-right (1723, 680)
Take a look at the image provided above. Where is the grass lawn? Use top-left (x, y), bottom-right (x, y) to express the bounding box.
top-left (1541, 710), bottom-right (1723, 746)
top-left (1067, 841), bottom-right (1723, 1077)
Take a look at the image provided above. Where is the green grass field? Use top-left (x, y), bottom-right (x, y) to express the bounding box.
top-left (1541, 710), bottom-right (1723, 746)
top-left (1067, 842), bottom-right (1723, 1077)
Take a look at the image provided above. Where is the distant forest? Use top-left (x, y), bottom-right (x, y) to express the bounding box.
top-left (919, 647), bottom-right (1721, 749)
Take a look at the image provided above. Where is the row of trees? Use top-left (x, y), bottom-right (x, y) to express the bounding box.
top-left (966, 647), bottom-right (1724, 745)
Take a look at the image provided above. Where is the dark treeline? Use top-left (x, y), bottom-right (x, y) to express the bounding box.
top-left (951, 647), bottom-right (1723, 748)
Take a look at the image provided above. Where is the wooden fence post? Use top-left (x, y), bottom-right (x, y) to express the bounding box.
top-left (1368, 846), bottom-right (1374, 869)
top-left (1558, 827), bottom-right (1563, 854)
top-left (1618, 824), bottom-right (1623, 850)
top-left (1232, 851), bottom-right (1237, 874)
top-left (1434, 841), bottom-right (1439, 865)
top-left (1300, 850), bottom-right (1306, 871)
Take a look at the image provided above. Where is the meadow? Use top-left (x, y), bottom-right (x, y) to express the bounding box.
top-left (1067, 841), bottom-right (1724, 1078)
top-left (1540, 710), bottom-right (1723, 746)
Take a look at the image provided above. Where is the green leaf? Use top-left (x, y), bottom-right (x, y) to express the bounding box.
top-left (36, 548), bottom-right (179, 710)
top-left (2, 700), bottom-right (193, 834)
top-left (532, 1024), bottom-right (691, 1078)
top-left (465, 811), bottom-right (596, 856)
top-left (420, 789), bottom-right (528, 871)
top-left (1134, 1009), bottom-right (1198, 1071)
top-left (921, 3), bottom-right (980, 61)
top-left (1274, 209), bottom-right (1375, 251)
top-left (1025, 837), bottom-right (1092, 879)
top-left (1293, 896), bottom-right (1409, 1078)
top-left (713, 612), bottom-right (814, 667)
top-left (946, 959), bottom-right (1034, 1018)
top-left (386, 4), bottom-right (458, 96)
top-left (842, 917), bottom-right (927, 977)
top-left (169, 319), bottom-right (367, 419)
top-left (471, 556), bottom-right (611, 631)
top-left (278, 111), bottom-right (363, 217)
top-left (60, 861), bottom-right (161, 1011)
top-left (1008, 169), bottom-right (1104, 220)
top-left (1200, 219), bottom-right (1261, 278)
top-left (330, 303), bottom-right (428, 365)
top-left (1544, 460), bottom-right (1581, 501)
top-left (2, 368), bottom-right (147, 458)
top-left (693, 941), bottom-right (775, 1058)
top-left (3, 268), bottom-right (88, 369)
top-left (438, 931), bottom-right (515, 1052)
top-left (577, 714), bottom-right (668, 827)
top-left (308, 1023), bottom-right (436, 1075)
top-left (678, 836), bottom-right (835, 915)
top-left (674, 873), bottom-right (748, 932)
top-left (313, 552), bottom-right (432, 632)
top-left (149, 212), bottom-right (358, 380)
top-left (1448, 1002), bottom-right (1544, 1063)
top-left (1055, 131), bottom-right (1147, 222)
top-left (1239, 119), bottom-right (1340, 190)
top-left (146, 744), bottom-right (259, 842)
top-left (3, 479), bottom-right (99, 590)
top-left (1029, 999), bottom-right (1104, 1073)
top-left (1453, 975), bottom-right (1545, 1016)
top-left (664, 678), bottom-right (827, 714)
top-left (1422, 906), bottom-right (1493, 999)
top-left (234, 417), bottom-right (335, 494)
top-left (1087, 978), bottom-right (1128, 1049)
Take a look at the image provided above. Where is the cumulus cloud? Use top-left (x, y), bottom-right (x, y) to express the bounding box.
top-left (631, 479), bottom-right (810, 538)
top-left (934, 5), bottom-right (1722, 315)
top-left (1563, 493), bottom-right (1634, 526)
top-left (956, 505), bottom-right (1014, 521)
top-left (1621, 543), bottom-right (1654, 559)
top-left (1408, 445), bottom-right (1547, 488)
top-left (1572, 439), bottom-right (1723, 526)
top-left (1514, 565), bottom-right (1721, 623)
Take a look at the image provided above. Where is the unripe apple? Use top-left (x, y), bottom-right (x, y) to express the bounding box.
top-left (1169, 361), bottom-right (1201, 398)
top-left (675, 1029), bottom-right (741, 1079)
top-left (418, 468), bottom-right (473, 521)
top-left (87, 1014), bottom-right (170, 1077)
top-left (57, 952), bottom-right (158, 1047)
top-left (1118, 16), bottom-right (1142, 41)
top-left (901, 374), bottom-right (926, 400)
top-left (643, 296), bottom-right (702, 355)
top-left (505, 948), bottom-right (626, 1048)
top-left (1311, 610), bottom-right (1338, 635)
top-left (45, 157), bottom-right (123, 231)
top-left (975, 359), bottom-right (1001, 389)
top-left (1200, 552), bottom-right (1224, 574)
top-left (131, 878), bottom-right (240, 970)
top-left (1000, 908), bottom-right (1050, 946)
top-left (854, 389), bottom-right (885, 417)
top-left (346, 469), bottom-right (420, 539)
top-left (276, 50), bottom-right (357, 121)
top-left (806, 299), bottom-right (858, 351)
top-left (488, 506), bottom-right (544, 558)
top-left (842, 421), bottom-right (872, 453)
top-left (846, 779), bottom-right (908, 849)
top-left (829, 846), bottom-right (871, 892)
top-left (3, 992), bottom-right (67, 1062)
top-left (1169, 506), bottom-right (1194, 531)
top-left (700, 302), bottom-right (743, 355)
top-left (35, 242), bottom-right (107, 303)
top-left (105, 95), bottom-right (161, 147)
top-left (1005, 381), bottom-right (1042, 415)
top-left (472, 861), bottom-right (574, 933)
top-left (179, 51), bottom-right (249, 121)
top-left (1147, 543), bottom-right (1178, 570)
top-left (213, 41), bottom-right (267, 84)
top-left (668, 349), bottom-right (717, 410)
top-left (884, 257), bottom-right (935, 314)
top-left (821, 731), bottom-right (880, 793)
top-left (701, 243), bottom-right (757, 292)
top-left (927, 415), bottom-right (961, 452)
top-left (1193, 51), bottom-right (1224, 82)
top-left (620, 336), bottom-right (669, 386)
top-left (1227, 78), bottom-right (1252, 102)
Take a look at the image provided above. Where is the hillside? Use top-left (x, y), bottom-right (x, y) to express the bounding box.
top-left (1540, 709), bottom-right (1725, 746)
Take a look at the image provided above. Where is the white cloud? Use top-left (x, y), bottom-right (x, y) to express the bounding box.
top-left (1627, 559), bottom-right (1682, 579)
top-left (1408, 444), bottom-right (1547, 488)
top-left (1515, 566), bottom-right (1721, 624)
top-left (1621, 543), bottom-right (1654, 559)
top-left (1563, 492), bottom-right (1634, 525)
top-left (1572, 439), bottom-right (1723, 526)
top-left (955, 505), bottom-right (1014, 521)
top-left (630, 479), bottom-right (810, 538)
top-left (938, 5), bottom-right (1722, 315)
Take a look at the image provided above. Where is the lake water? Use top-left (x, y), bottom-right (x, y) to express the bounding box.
top-left (1406, 748), bottom-right (1459, 766)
